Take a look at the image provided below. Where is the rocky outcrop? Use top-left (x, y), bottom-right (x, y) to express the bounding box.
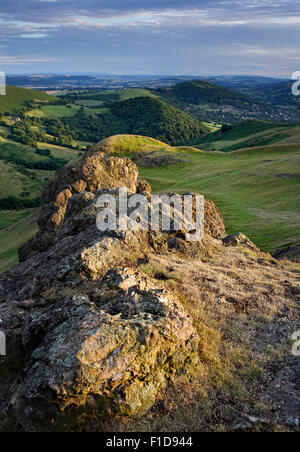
top-left (0, 144), bottom-right (227, 431)
top-left (2, 138), bottom-right (298, 432)
top-left (19, 148), bottom-right (140, 262)
top-left (0, 269), bottom-right (199, 431)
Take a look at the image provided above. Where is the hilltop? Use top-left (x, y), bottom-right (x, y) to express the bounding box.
top-left (158, 80), bottom-right (250, 106)
top-left (0, 140), bottom-right (299, 432)
top-left (0, 86), bottom-right (54, 114)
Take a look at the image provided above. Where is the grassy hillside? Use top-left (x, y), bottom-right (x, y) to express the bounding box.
top-left (0, 86), bottom-right (53, 114)
top-left (194, 120), bottom-right (300, 151)
top-left (0, 209), bottom-right (39, 273)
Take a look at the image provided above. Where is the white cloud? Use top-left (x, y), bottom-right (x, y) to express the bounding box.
top-left (0, 56), bottom-right (56, 64)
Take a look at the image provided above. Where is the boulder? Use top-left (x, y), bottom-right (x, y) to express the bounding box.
top-left (0, 270), bottom-right (199, 431)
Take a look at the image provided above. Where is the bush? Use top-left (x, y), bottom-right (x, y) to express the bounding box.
top-left (36, 148), bottom-right (51, 157)
top-left (0, 196), bottom-right (41, 210)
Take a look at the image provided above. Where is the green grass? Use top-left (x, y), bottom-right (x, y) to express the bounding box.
top-left (195, 120), bottom-right (300, 152)
top-left (0, 209), bottom-right (38, 273)
top-left (0, 86), bottom-right (53, 114)
top-left (78, 88), bottom-right (158, 104)
top-left (37, 142), bottom-right (82, 160)
top-left (115, 139), bottom-right (300, 254)
top-left (75, 99), bottom-right (104, 107)
top-left (32, 104), bottom-right (81, 118)
top-left (28, 104), bottom-right (110, 119)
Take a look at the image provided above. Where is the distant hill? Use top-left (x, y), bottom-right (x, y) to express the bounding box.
top-left (109, 96), bottom-right (208, 145)
top-left (0, 86), bottom-right (53, 114)
top-left (157, 80), bottom-right (250, 106)
top-left (156, 80), bottom-right (298, 124)
top-left (66, 96), bottom-right (208, 145)
top-left (245, 80), bottom-right (300, 108)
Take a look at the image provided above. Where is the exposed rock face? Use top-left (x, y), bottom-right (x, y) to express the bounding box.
top-left (19, 148), bottom-right (140, 262)
top-left (0, 145), bottom-right (226, 431)
top-left (0, 270), bottom-right (199, 431)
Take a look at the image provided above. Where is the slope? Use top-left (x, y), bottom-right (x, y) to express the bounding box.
top-left (157, 80), bottom-right (296, 124)
top-left (194, 120), bottom-right (300, 151)
top-left (0, 86), bottom-right (54, 114)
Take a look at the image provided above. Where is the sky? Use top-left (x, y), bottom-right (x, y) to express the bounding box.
top-left (0, 0), bottom-right (299, 76)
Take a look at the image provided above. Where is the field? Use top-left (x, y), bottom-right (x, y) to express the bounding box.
top-left (74, 88), bottom-right (158, 104)
top-left (0, 86), bottom-right (53, 113)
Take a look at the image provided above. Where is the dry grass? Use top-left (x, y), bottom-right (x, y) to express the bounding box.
top-left (92, 238), bottom-right (300, 432)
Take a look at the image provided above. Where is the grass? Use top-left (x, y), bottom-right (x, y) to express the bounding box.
top-left (27, 104), bottom-right (110, 119)
top-left (29, 104), bottom-right (81, 119)
top-left (77, 88), bottom-right (158, 104)
top-left (0, 209), bottom-right (38, 273)
top-left (0, 86), bottom-right (53, 114)
top-left (196, 120), bottom-right (300, 152)
top-left (37, 142), bottom-right (82, 160)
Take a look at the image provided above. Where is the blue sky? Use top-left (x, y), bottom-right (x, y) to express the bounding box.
top-left (0, 0), bottom-right (299, 76)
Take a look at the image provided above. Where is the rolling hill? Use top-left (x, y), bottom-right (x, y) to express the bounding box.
top-left (193, 120), bottom-right (300, 152)
top-left (156, 80), bottom-right (297, 124)
top-left (66, 96), bottom-right (208, 145)
top-left (0, 86), bottom-right (54, 114)
top-left (158, 80), bottom-right (250, 106)
top-left (109, 96), bottom-right (208, 144)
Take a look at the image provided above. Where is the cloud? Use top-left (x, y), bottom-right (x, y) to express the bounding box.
top-left (0, 1), bottom-right (298, 75)
top-left (19, 33), bottom-right (48, 38)
top-left (0, 55), bottom-right (56, 64)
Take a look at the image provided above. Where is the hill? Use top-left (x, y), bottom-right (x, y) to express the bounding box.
top-left (90, 134), bottom-right (300, 258)
top-left (65, 96), bottom-right (208, 145)
top-left (0, 86), bottom-right (54, 114)
top-left (109, 96), bottom-right (208, 144)
top-left (0, 137), bottom-right (82, 273)
top-left (1, 131), bottom-right (299, 271)
top-left (193, 120), bottom-right (300, 151)
top-left (158, 80), bottom-right (250, 106)
top-left (157, 80), bottom-right (297, 124)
